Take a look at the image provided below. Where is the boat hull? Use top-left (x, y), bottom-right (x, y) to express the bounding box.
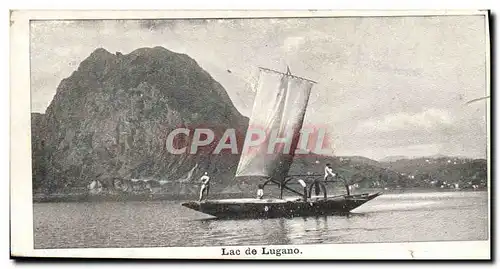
top-left (181, 192), bottom-right (381, 219)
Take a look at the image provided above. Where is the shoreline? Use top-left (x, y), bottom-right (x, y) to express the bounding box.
top-left (32, 187), bottom-right (487, 203)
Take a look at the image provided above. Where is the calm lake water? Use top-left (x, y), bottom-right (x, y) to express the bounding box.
top-left (33, 191), bottom-right (489, 249)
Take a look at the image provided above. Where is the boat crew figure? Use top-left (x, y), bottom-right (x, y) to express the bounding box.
top-left (257, 184), bottom-right (264, 199)
top-left (324, 163), bottom-right (336, 182)
top-left (298, 179), bottom-right (308, 200)
top-left (199, 172), bottom-right (210, 201)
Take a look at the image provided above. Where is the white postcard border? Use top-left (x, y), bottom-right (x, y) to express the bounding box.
top-left (10, 9), bottom-right (491, 260)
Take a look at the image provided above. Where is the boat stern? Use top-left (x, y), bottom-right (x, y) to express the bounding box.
top-left (181, 201), bottom-right (201, 211)
top-left (343, 192), bottom-right (382, 211)
top-left (368, 192), bottom-right (383, 200)
top-left (181, 201), bottom-right (220, 217)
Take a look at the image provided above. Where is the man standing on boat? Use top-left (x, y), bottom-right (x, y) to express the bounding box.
top-left (257, 184), bottom-right (264, 199)
top-left (298, 179), bottom-right (308, 201)
top-left (324, 163), bottom-right (336, 182)
top-left (199, 172), bottom-right (210, 201)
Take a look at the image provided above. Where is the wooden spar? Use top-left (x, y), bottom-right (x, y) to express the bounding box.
top-left (258, 67), bottom-right (318, 84)
top-left (266, 180), bottom-right (344, 185)
top-left (281, 184), bottom-right (304, 197)
top-left (287, 174), bottom-right (323, 177)
top-left (269, 178), bottom-right (303, 199)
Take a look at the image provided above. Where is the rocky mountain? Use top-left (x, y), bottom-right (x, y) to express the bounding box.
top-left (32, 47), bottom-right (248, 193)
top-left (31, 113), bottom-right (47, 190)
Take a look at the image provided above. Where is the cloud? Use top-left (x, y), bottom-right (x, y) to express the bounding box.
top-left (283, 36), bottom-right (306, 54)
top-left (138, 19), bottom-right (209, 31)
top-left (340, 143), bottom-right (443, 161)
top-left (357, 108), bottom-right (454, 133)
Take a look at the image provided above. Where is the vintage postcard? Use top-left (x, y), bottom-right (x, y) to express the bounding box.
top-left (10, 10), bottom-right (491, 260)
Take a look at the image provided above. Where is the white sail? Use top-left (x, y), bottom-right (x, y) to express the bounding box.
top-left (235, 67), bottom-right (315, 182)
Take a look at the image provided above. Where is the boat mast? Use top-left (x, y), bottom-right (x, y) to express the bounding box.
top-left (234, 66), bottom-right (316, 199)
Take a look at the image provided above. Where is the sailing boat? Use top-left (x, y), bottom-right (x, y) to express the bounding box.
top-left (182, 67), bottom-right (381, 219)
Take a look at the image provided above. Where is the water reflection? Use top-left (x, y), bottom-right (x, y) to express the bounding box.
top-left (193, 213), bottom-right (372, 246)
top-left (33, 191), bottom-right (489, 248)
top-left (187, 217), bottom-right (292, 246)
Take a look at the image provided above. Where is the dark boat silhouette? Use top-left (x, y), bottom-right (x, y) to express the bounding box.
top-left (181, 67), bottom-right (381, 219)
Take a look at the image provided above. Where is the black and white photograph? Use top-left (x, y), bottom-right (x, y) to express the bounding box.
top-left (10, 10), bottom-right (491, 259)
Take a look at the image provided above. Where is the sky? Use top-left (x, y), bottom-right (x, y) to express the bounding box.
top-left (30, 16), bottom-right (489, 160)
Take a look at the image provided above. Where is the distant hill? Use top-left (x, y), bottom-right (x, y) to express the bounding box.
top-left (291, 154), bottom-right (487, 190)
top-left (379, 154), bottom-right (474, 163)
top-left (338, 156), bottom-right (382, 167)
top-left (379, 155), bottom-right (410, 162)
top-left (380, 157), bottom-right (487, 188)
top-left (289, 155), bottom-right (404, 188)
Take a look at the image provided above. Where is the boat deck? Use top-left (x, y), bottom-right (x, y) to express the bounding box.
top-left (204, 197), bottom-right (301, 204)
top-left (200, 195), bottom-right (353, 204)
